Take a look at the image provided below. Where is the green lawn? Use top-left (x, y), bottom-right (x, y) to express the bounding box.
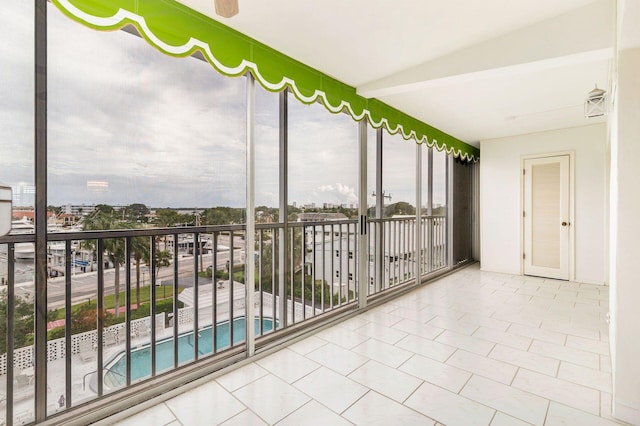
top-left (48, 285), bottom-right (184, 321)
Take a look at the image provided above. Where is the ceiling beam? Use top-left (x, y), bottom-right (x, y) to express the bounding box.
top-left (357, 0), bottom-right (614, 98)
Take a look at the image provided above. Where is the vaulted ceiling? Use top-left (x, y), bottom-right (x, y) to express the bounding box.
top-left (177, 0), bottom-right (638, 146)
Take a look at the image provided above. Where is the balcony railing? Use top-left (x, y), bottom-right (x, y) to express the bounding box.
top-left (0, 215), bottom-right (447, 425)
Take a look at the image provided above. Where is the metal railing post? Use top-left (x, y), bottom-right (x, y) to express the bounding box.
top-left (278, 89), bottom-right (288, 328)
top-left (357, 120), bottom-right (368, 308)
top-left (34, 0), bottom-right (48, 420)
top-left (245, 74), bottom-right (256, 355)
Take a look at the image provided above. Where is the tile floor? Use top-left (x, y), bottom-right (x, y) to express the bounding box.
top-left (110, 265), bottom-right (622, 425)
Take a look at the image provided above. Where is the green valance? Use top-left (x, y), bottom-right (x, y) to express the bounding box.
top-left (53, 0), bottom-right (480, 161)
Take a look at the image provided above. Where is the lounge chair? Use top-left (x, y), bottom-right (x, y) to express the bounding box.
top-left (104, 329), bottom-right (118, 346)
top-left (15, 374), bottom-right (31, 388)
top-left (79, 339), bottom-right (96, 361)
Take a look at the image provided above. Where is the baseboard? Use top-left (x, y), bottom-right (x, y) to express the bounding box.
top-left (614, 400), bottom-right (640, 425)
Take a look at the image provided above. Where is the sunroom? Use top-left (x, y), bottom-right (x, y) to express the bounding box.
top-left (0, 0), bottom-right (638, 425)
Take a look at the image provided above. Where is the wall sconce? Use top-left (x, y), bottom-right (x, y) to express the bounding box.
top-left (584, 85), bottom-right (607, 118)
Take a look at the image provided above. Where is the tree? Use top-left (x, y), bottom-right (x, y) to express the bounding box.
top-left (83, 209), bottom-right (129, 318)
top-left (131, 236), bottom-right (150, 308)
top-left (124, 203), bottom-right (150, 222)
top-left (384, 201), bottom-right (416, 217)
top-left (0, 291), bottom-right (34, 353)
top-left (152, 241), bottom-right (172, 280)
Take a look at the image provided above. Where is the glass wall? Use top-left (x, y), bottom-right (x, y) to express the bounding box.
top-left (381, 130), bottom-right (416, 286)
top-left (287, 97), bottom-right (359, 314)
top-left (431, 148), bottom-right (448, 269)
top-left (0, 2), bottom-right (35, 425)
top-left (45, 3), bottom-right (249, 411)
top-left (254, 85), bottom-right (280, 222)
top-left (433, 148), bottom-right (448, 215)
top-left (48, 8), bottom-right (246, 222)
top-left (0, 4), bottom-right (473, 423)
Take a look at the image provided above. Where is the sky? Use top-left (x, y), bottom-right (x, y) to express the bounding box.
top-left (0, 2), bottom-right (447, 210)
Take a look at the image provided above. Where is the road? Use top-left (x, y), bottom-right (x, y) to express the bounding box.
top-left (13, 248), bottom-right (245, 310)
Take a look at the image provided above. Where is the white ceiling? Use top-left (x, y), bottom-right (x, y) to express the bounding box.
top-left (176, 0), bottom-right (637, 147)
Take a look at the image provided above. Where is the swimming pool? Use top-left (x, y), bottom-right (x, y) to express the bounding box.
top-left (104, 317), bottom-right (275, 388)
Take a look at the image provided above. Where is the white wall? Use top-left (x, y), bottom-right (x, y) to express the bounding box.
top-left (610, 46), bottom-right (640, 425)
top-left (480, 124), bottom-right (606, 284)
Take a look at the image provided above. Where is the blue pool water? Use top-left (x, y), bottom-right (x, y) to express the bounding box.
top-left (104, 317), bottom-right (275, 387)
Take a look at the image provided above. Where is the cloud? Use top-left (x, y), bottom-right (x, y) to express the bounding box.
top-left (317, 183), bottom-right (357, 205)
top-left (0, 3), bottom-right (446, 211)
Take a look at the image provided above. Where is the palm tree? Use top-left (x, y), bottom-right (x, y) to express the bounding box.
top-left (131, 236), bottom-right (150, 308)
top-left (83, 208), bottom-right (128, 318)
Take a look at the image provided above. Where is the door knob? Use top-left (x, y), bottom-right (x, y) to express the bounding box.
top-left (561, 221), bottom-right (568, 227)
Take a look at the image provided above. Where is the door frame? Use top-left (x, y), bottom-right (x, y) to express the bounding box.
top-left (520, 150), bottom-right (575, 281)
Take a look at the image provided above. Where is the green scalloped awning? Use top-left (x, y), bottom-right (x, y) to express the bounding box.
top-left (53, 0), bottom-right (480, 161)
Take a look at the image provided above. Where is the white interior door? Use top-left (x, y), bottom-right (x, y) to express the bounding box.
top-left (523, 155), bottom-right (570, 280)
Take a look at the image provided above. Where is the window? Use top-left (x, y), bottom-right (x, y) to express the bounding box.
top-left (287, 96), bottom-right (358, 218)
top-left (49, 10), bottom-right (247, 226)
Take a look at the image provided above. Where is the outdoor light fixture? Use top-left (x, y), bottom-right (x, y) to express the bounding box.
top-left (215, 0), bottom-right (239, 18)
top-left (584, 85), bottom-right (607, 118)
top-left (0, 184), bottom-right (11, 236)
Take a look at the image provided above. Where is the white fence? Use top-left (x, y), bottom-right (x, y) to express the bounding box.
top-left (0, 313), bottom-right (165, 375)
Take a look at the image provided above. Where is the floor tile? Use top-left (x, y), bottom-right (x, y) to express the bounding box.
top-left (546, 401), bottom-right (622, 425)
top-left (348, 360), bottom-right (422, 403)
top-left (287, 336), bottom-right (328, 355)
top-left (460, 314), bottom-right (510, 332)
top-left (306, 342), bottom-right (369, 376)
top-left (395, 334), bottom-right (457, 362)
top-left (220, 409), bottom-right (268, 426)
top-left (512, 369), bottom-right (600, 415)
top-left (388, 306), bottom-right (437, 323)
top-left (277, 400), bottom-right (353, 426)
top-left (399, 354), bottom-right (471, 393)
top-left (335, 316), bottom-right (370, 331)
top-left (489, 344), bottom-right (559, 377)
top-left (565, 335), bottom-right (610, 356)
top-left (529, 340), bottom-right (599, 369)
top-left (405, 381), bottom-right (495, 426)
top-left (358, 310), bottom-right (404, 327)
top-left (557, 362), bottom-right (612, 392)
top-left (343, 391), bottom-right (435, 426)
top-left (216, 362), bottom-right (269, 392)
top-left (256, 348), bottom-right (320, 383)
top-left (293, 367), bottom-right (368, 414)
top-left (491, 310), bottom-right (542, 328)
top-left (165, 381), bottom-right (245, 425)
top-left (354, 321), bottom-right (408, 344)
top-left (427, 315), bottom-right (480, 335)
top-left (447, 350), bottom-right (518, 385)
top-left (315, 326), bottom-right (370, 349)
top-left (435, 330), bottom-right (495, 356)
top-left (112, 403), bottom-right (176, 426)
top-left (421, 305), bottom-right (467, 320)
top-left (540, 321), bottom-right (600, 340)
top-left (391, 318), bottom-right (445, 339)
top-left (507, 323), bottom-right (567, 345)
top-left (461, 375), bottom-right (549, 425)
top-left (351, 337), bottom-right (413, 368)
top-left (490, 412), bottom-right (532, 426)
top-left (233, 374), bottom-right (310, 424)
top-left (473, 326), bottom-right (532, 351)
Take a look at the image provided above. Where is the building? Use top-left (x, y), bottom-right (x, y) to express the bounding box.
top-left (62, 204), bottom-right (96, 217)
top-left (0, 1), bottom-right (639, 425)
